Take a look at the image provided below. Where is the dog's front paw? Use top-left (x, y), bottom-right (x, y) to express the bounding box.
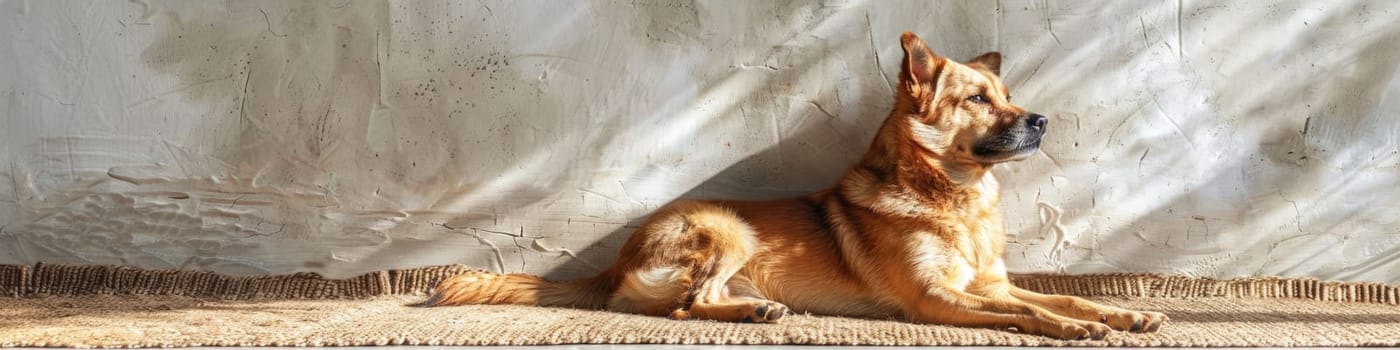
top-left (1100, 310), bottom-right (1168, 332)
top-left (1140, 311), bottom-right (1168, 332)
top-left (1077, 321), bottom-right (1112, 340)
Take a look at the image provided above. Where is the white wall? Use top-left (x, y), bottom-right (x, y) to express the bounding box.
top-left (2, 1), bottom-right (1397, 283)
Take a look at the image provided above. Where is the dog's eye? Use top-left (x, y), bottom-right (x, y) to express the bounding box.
top-left (968, 94), bottom-right (989, 104)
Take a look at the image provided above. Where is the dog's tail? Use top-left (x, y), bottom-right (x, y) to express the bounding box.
top-left (418, 270), bottom-right (616, 309)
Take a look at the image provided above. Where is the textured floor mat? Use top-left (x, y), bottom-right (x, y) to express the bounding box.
top-left (1, 264), bottom-right (1396, 347)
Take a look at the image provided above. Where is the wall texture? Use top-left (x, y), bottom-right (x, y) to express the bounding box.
top-left (2, 1), bottom-right (1397, 283)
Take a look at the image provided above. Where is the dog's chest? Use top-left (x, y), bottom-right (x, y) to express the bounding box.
top-left (908, 229), bottom-right (989, 292)
top-left (907, 186), bottom-right (1005, 290)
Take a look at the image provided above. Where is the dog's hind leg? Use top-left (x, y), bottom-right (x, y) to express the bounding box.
top-left (673, 274), bottom-right (789, 323)
top-left (606, 201), bottom-right (788, 323)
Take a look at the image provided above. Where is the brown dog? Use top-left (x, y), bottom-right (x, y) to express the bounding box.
top-left (424, 32), bottom-right (1167, 340)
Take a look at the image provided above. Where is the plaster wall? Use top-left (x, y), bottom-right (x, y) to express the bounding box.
top-left (1, 1), bottom-right (1397, 282)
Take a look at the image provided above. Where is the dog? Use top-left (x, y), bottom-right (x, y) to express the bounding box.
top-left (423, 32), bottom-right (1167, 340)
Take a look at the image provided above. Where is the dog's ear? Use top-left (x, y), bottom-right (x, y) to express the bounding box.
top-left (968, 52), bottom-right (1001, 76)
top-left (899, 32), bottom-right (942, 89)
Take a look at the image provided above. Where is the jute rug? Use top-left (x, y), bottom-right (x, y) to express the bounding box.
top-left (1, 264), bottom-right (1397, 347)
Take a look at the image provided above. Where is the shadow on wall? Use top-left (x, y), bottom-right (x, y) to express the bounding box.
top-left (526, 1), bottom-right (890, 280)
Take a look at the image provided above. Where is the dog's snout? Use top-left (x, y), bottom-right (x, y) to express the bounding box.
top-left (1026, 114), bottom-right (1047, 130)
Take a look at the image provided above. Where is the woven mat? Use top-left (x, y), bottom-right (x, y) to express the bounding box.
top-left (1, 264), bottom-right (1397, 347)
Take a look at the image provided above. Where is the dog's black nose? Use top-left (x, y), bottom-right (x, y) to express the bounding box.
top-left (1026, 114), bottom-right (1048, 130)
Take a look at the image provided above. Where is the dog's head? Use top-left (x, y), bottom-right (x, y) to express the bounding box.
top-left (891, 32), bottom-right (1046, 167)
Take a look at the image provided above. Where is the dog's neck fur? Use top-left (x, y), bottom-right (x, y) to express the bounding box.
top-left (837, 110), bottom-right (997, 217)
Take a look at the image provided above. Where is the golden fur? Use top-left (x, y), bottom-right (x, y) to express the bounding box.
top-left (425, 32), bottom-right (1168, 340)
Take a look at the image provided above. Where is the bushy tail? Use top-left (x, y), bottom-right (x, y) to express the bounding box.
top-left (419, 270), bottom-right (615, 309)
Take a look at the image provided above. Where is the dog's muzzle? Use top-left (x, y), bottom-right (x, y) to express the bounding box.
top-left (973, 113), bottom-right (1047, 162)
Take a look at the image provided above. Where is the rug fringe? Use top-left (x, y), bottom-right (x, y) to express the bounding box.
top-left (1, 263), bottom-right (1395, 304)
